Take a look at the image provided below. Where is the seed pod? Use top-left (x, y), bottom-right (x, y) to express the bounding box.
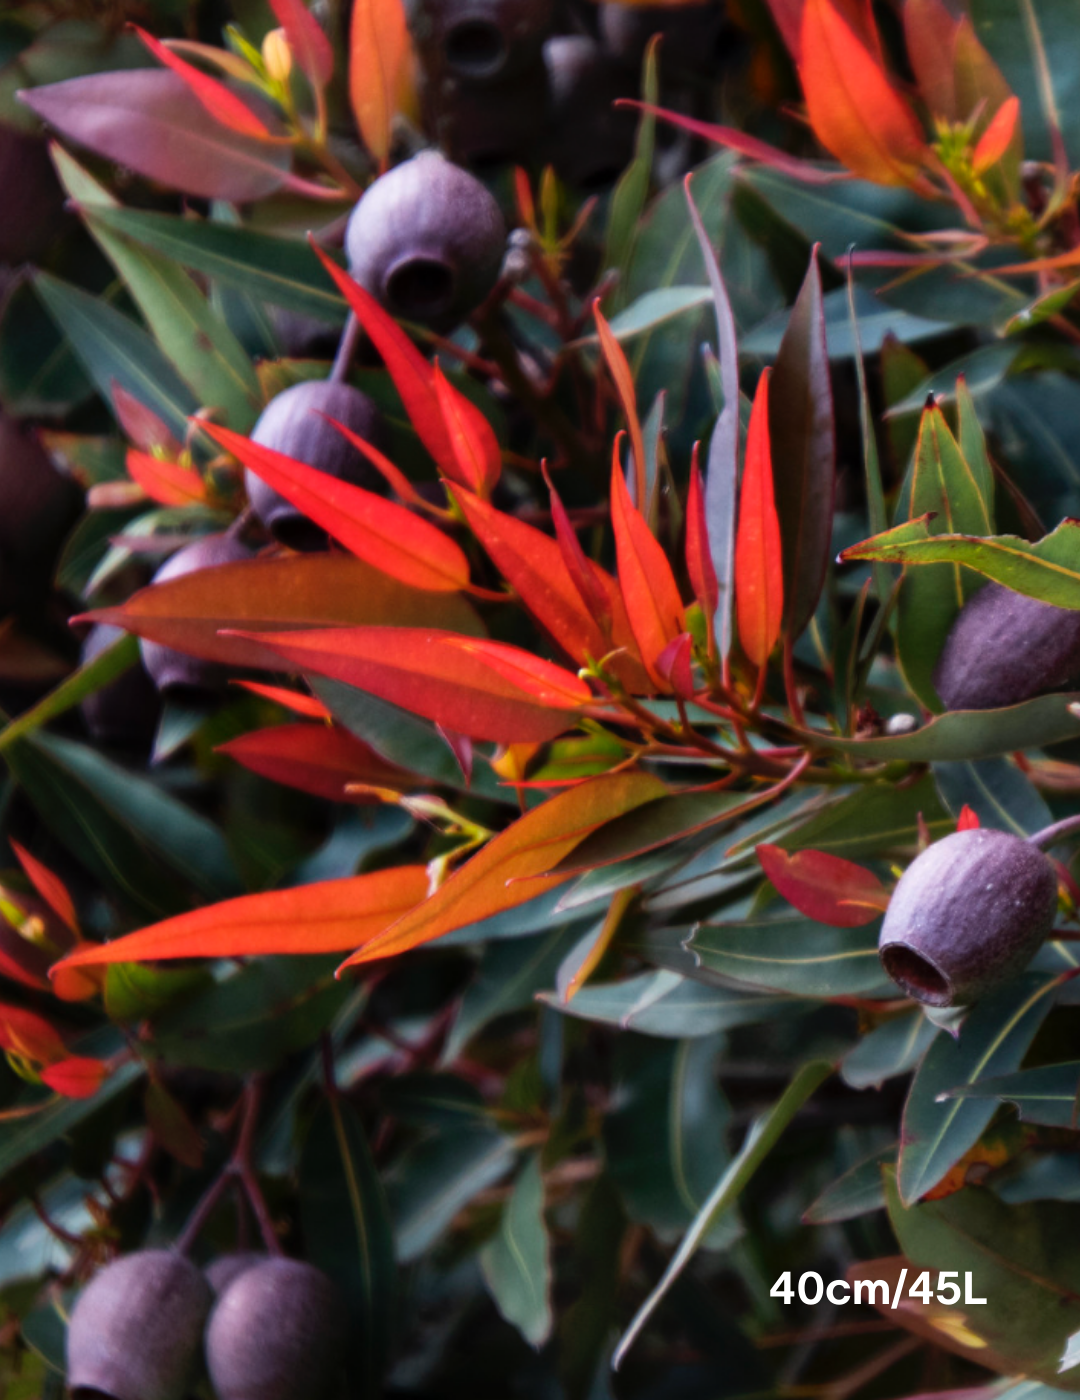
top-left (411, 0), bottom-right (554, 83)
top-left (345, 151), bottom-right (507, 331)
top-left (0, 410), bottom-right (81, 608)
top-left (933, 581), bottom-right (1080, 711)
top-left (205, 1251), bottom-right (267, 1296)
top-left (878, 828), bottom-right (1058, 1007)
top-left (247, 380), bottom-right (385, 550)
top-left (598, 0), bottom-right (727, 79)
top-left (0, 128), bottom-right (65, 265)
top-left (66, 1249), bottom-right (212, 1400)
top-left (421, 63), bottom-right (549, 168)
top-left (542, 37), bottom-right (636, 190)
top-left (205, 1257), bottom-right (349, 1400)
top-left (79, 623), bottom-right (160, 750)
top-left (140, 535), bottom-right (253, 697)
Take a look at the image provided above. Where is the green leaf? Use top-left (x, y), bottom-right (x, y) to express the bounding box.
top-left (386, 1124), bottom-right (515, 1263)
top-left (34, 271), bottom-right (198, 441)
top-left (775, 773), bottom-right (952, 860)
top-left (956, 377), bottom-right (996, 511)
top-left (841, 1011), bottom-right (938, 1090)
top-left (941, 1062), bottom-right (1080, 1128)
top-left (934, 757), bottom-right (1052, 836)
top-left (604, 39), bottom-right (658, 297)
top-left (539, 969), bottom-right (797, 1037)
top-left (480, 1153), bottom-right (553, 1348)
top-left (598, 287), bottom-right (713, 340)
top-left (743, 285), bottom-right (951, 358)
top-left (803, 1143), bottom-right (894, 1223)
top-left (683, 915), bottom-right (889, 997)
top-left (300, 1096), bottom-right (396, 1399)
top-left (897, 974), bottom-right (1060, 1204)
top-left (612, 1058), bottom-right (832, 1368)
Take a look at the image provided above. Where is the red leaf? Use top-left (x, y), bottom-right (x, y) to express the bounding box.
top-left (225, 626), bottom-right (594, 744)
top-left (432, 363), bottom-right (501, 497)
top-left (78, 553), bottom-right (484, 672)
top-left (348, 0), bottom-right (411, 168)
top-left (972, 95), bottom-right (1019, 174)
top-left (904, 0), bottom-right (959, 120)
top-left (219, 723), bottom-right (415, 801)
top-left (234, 681), bottom-right (332, 719)
top-left (112, 384), bottom-right (181, 455)
top-left (655, 633), bottom-right (694, 697)
top-left (10, 842), bottom-right (78, 935)
top-left (685, 447), bottom-right (718, 621)
top-left (756, 844), bottom-right (890, 927)
top-left (319, 418), bottom-right (428, 508)
top-left (269, 0), bottom-right (334, 88)
top-left (126, 448), bottom-right (209, 508)
top-left (52, 866), bottom-right (430, 970)
top-left (0, 1004), bottom-right (66, 1064)
top-left (339, 771), bottom-right (667, 968)
top-left (132, 27), bottom-right (272, 138)
top-left (310, 244), bottom-right (458, 474)
top-left (763, 0), bottom-right (880, 62)
top-left (610, 440), bottom-right (686, 688)
top-left (957, 805), bottom-right (981, 831)
top-left (800, 0), bottom-right (930, 187)
top-left (594, 301), bottom-right (648, 505)
top-left (543, 466), bottom-right (613, 641)
top-left (202, 421), bottom-right (470, 593)
top-left (735, 371), bottom-right (784, 668)
top-left (41, 1056), bottom-right (109, 1099)
top-left (20, 72), bottom-right (290, 203)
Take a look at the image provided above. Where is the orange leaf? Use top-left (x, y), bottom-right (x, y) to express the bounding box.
top-left (310, 244), bottom-right (458, 474)
top-left (735, 371), bottom-right (784, 668)
top-left (225, 626), bottom-right (594, 743)
top-left (52, 866), bottom-right (429, 970)
top-left (972, 94), bottom-right (1019, 174)
top-left (0, 1004), bottom-right (66, 1064)
top-left (132, 27), bottom-right (271, 138)
top-left (610, 440), bottom-right (686, 689)
top-left (348, 0), bottom-right (410, 169)
top-left (800, 0), bottom-right (929, 186)
top-left (234, 681), bottom-right (332, 719)
top-left (543, 467), bottom-right (613, 642)
top-left (756, 844), bottom-right (889, 927)
top-left (126, 449), bottom-right (209, 508)
top-left (219, 723), bottom-right (415, 800)
top-left (432, 363), bottom-right (501, 498)
top-left (594, 301), bottom-right (647, 505)
top-left (41, 1056), bottom-right (109, 1099)
top-left (269, 0), bottom-right (334, 88)
top-left (202, 421), bottom-right (469, 593)
top-left (10, 841), bottom-right (78, 935)
top-left (685, 446), bottom-right (719, 621)
top-left (903, 0), bottom-right (959, 120)
top-left (957, 804), bottom-right (981, 831)
top-left (764, 0), bottom-right (881, 62)
top-left (339, 771), bottom-right (667, 969)
top-left (78, 553), bottom-right (484, 672)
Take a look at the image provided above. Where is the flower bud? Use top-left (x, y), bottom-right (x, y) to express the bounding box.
top-left (204, 1257), bottom-right (349, 1400)
top-left (878, 828), bottom-right (1058, 1006)
top-left (933, 581), bottom-right (1080, 710)
top-left (345, 151), bottom-right (506, 331)
top-left (247, 379), bottom-right (385, 550)
top-left (66, 1249), bottom-right (212, 1400)
top-left (263, 27), bottom-right (293, 82)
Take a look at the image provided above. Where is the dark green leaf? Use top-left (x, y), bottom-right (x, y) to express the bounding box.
top-left (942, 1062), bottom-right (1080, 1128)
top-left (934, 757), bottom-right (1052, 836)
top-left (480, 1153), bottom-right (552, 1348)
top-left (803, 1144), bottom-right (894, 1223)
top-left (684, 915), bottom-right (889, 997)
top-left (539, 969), bottom-right (797, 1037)
top-left (841, 1012), bottom-right (938, 1090)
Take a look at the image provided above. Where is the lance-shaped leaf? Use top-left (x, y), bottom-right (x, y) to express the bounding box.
top-left (339, 771), bottom-right (667, 969)
top-left (904, 0), bottom-right (960, 119)
top-left (769, 249), bottom-right (835, 640)
top-left (0, 1004), bottom-right (67, 1064)
top-left (218, 723), bottom-right (416, 801)
top-left (896, 401), bottom-right (993, 710)
top-left (270, 0), bottom-right (334, 88)
top-left (132, 27), bottom-right (271, 138)
top-left (452, 486), bottom-right (648, 691)
top-left (480, 1154), bottom-right (553, 1348)
top-left (233, 681), bottom-right (331, 719)
top-left (226, 626), bottom-right (594, 744)
top-left (756, 845), bottom-right (889, 927)
top-left (202, 421), bottom-right (470, 593)
top-left (841, 517), bottom-right (1080, 610)
top-left (81, 554), bottom-right (483, 670)
top-left (595, 301), bottom-right (647, 504)
top-left (973, 95), bottom-right (1020, 173)
top-left (432, 363), bottom-right (501, 498)
top-left (40, 1057), bottom-right (110, 1099)
top-left (348, 0), bottom-right (410, 168)
top-left (10, 841), bottom-right (78, 936)
top-left (800, 0), bottom-right (930, 187)
top-left (611, 444), bottom-right (685, 688)
top-left (125, 449), bottom-right (209, 508)
top-left (685, 449), bottom-right (719, 624)
top-left (545, 468), bottom-right (614, 640)
top-left (51, 865), bottom-right (429, 973)
top-left (685, 173), bottom-right (739, 661)
top-left (735, 372), bottom-right (783, 667)
top-left (940, 1061), bottom-right (1080, 1129)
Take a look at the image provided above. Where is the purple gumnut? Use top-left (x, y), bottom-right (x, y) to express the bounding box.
top-left (246, 379), bottom-right (385, 550)
top-left (0, 127), bottom-right (66, 265)
top-left (345, 151), bottom-right (506, 331)
top-left (421, 62), bottom-right (549, 168)
top-left (204, 1251), bottom-right (267, 1296)
top-left (598, 0), bottom-right (727, 77)
top-left (79, 623), bottom-right (160, 750)
top-left (205, 1258), bottom-right (349, 1400)
top-left (933, 581), bottom-right (1080, 711)
top-left (411, 0), bottom-right (554, 82)
top-left (66, 1249), bottom-right (212, 1400)
top-left (879, 828), bottom-right (1058, 1007)
top-left (542, 37), bottom-right (636, 190)
top-left (139, 534), bottom-right (253, 697)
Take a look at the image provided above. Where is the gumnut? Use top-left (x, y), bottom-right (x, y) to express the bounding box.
top-left (204, 1251), bottom-right (267, 1295)
top-left (933, 581), bottom-right (1080, 710)
top-left (204, 1256), bottom-right (349, 1400)
top-left (598, 0), bottom-right (727, 78)
top-left (140, 534), bottom-right (253, 697)
top-left (79, 623), bottom-right (160, 750)
top-left (345, 151), bottom-right (507, 331)
top-left (411, 0), bottom-right (554, 82)
top-left (0, 410), bottom-right (81, 609)
top-left (420, 63), bottom-right (549, 168)
top-left (247, 379), bottom-right (385, 550)
top-left (66, 1248), bottom-right (213, 1400)
top-left (542, 37), bottom-right (636, 190)
top-left (878, 828), bottom-right (1059, 1007)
